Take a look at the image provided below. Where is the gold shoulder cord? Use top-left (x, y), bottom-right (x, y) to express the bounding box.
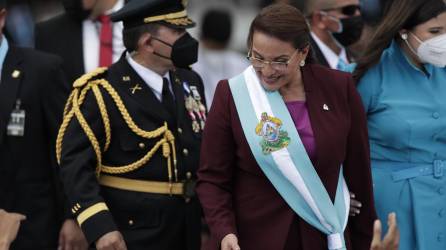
top-left (56, 67), bottom-right (178, 184)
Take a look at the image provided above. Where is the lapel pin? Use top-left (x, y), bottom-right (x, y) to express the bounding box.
top-left (12, 70), bottom-right (21, 78)
top-left (174, 76), bottom-right (181, 84)
top-left (122, 76), bottom-right (131, 82)
top-left (323, 104), bottom-right (330, 111)
top-left (130, 84), bottom-right (142, 94)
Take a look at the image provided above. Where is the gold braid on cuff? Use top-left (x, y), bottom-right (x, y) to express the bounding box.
top-left (77, 202), bottom-right (109, 226)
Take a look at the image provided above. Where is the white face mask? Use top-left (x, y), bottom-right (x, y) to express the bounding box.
top-left (405, 32), bottom-right (446, 68)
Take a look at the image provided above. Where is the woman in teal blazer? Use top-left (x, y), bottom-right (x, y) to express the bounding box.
top-left (354, 0), bottom-right (446, 249)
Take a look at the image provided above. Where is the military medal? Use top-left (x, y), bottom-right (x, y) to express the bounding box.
top-left (183, 82), bottom-right (200, 133)
top-left (7, 99), bottom-right (26, 137)
top-left (255, 112), bottom-right (290, 155)
top-left (189, 85), bottom-right (206, 129)
top-left (185, 95), bottom-right (200, 133)
top-left (183, 82), bottom-right (204, 133)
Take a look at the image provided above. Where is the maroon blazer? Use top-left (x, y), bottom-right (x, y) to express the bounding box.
top-left (196, 64), bottom-right (376, 250)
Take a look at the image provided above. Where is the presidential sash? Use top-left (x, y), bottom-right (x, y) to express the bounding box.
top-left (228, 66), bottom-right (350, 250)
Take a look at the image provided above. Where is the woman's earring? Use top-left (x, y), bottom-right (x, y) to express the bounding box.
top-left (300, 60), bottom-right (306, 67)
top-left (401, 33), bottom-right (408, 40)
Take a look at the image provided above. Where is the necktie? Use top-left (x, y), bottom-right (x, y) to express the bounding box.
top-left (98, 15), bottom-right (113, 67)
top-left (162, 77), bottom-right (176, 116)
top-left (336, 59), bottom-right (357, 73)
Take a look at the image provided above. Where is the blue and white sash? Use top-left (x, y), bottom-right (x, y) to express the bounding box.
top-left (228, 66), bottom-right (350, 249)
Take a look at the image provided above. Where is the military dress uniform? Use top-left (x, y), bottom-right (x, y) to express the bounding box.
top-left (56, 1), bottom-right (205, 249)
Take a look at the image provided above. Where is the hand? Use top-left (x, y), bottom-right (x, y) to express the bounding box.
top-left (0, 209), bottom-right (26, 250)
top-left (349, 192), bottom-right (361, 216)
top-left (58, 219), bottom-right (88, 250)
top-left (221, 234), bottom-right (240, 250)
top-left (95, 231), bottom-right (127, 250)
top-left (370, 213), bottom-right (399, 250)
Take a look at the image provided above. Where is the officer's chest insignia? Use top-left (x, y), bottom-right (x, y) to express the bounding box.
top-left (255, 112), bottom-right (290, 155)
top-left (130, 84), bottom-right (142, 94)
top-left (182, 81), bottom-right (206, 133)
top-left (122, 76), bottom-right (131, 82)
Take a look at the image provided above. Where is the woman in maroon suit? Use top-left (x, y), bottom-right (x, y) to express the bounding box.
top-left (196, 4), bottom-right (376, 250)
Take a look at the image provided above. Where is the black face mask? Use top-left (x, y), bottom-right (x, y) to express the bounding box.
top-left (152, 33), bottom-right (199, 69)
top-left (62, 0), bottom-right (92, 21)
top-left (332, 16), bottom-right (364, 46)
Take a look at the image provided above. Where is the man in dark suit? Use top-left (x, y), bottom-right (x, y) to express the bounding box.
top-left (35, 0), bottom-right (125, 84)
top-left (0, 1), bottom-right (88, 249)
top-left (57, 0), bottom-right (205, 249)
top-left (303, 0), bottom-right (364, 71)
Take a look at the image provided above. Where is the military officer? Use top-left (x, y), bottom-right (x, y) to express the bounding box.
top-left (57, 0), bottom-right (205, 249)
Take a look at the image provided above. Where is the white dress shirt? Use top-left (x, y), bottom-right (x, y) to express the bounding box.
top-left (311, 32), bottom-right (349, 69)
top-left (82, 0), bottom-right (125, 73)
top-left (126, 53), bottom-right (172, 102)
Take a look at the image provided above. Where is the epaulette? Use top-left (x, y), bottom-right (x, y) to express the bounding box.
top-left (73, 67), bottom-right (108, 88)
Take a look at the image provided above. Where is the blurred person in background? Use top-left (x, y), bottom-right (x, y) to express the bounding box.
top-left (349, 0), bottom-right (388, 58)
top-left (304, 0), bottom-right (364, 72)
top-left (0, 0), bottom-right (87, 249)
top-left (193, 9), bottom-right (249, 109)
top-left (4, 0), bottom-right (34, 47)
top-left (35, 0), bottom-right (125, 84)
top-left (354, 0), bottom-right (446, 249)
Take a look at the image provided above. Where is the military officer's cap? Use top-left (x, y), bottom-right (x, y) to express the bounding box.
top-left (110, 0), bottom-right (195, 30)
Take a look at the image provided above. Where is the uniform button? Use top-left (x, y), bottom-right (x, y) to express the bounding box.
top-left (439, 209), bottom-right (444, 218)
top-left (433, 133), bottom-right (439, 141)
top-left (438, 187), bottom-right (445, 195)
top-left (438, 233), bottom-right (444, 242)
top-left (433, 112), bottom-right (440, 119)
top-left (186, 172), bottom-right (192, 179)
top-left (138, 142), bottom-right (145, 149)
top-left (183, 148), bottom-right (189, 156)
top-left (128, 220), bottom-right (134, 226)
top-left (177, 128), bottom-right (183, 134)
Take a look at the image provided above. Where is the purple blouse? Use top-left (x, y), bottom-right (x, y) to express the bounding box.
top-left (285, 101), bottom-right (316, 162)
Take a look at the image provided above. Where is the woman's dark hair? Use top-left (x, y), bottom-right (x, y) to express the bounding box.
top-left (353, 0), bottom-right (446, 82)
top-left (247, 3), bottom-right (314, 64)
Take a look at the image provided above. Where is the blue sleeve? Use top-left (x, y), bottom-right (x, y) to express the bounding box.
top-left (356, 69), bottom-right (380, 114)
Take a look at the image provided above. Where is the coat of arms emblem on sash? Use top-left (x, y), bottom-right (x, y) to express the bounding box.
top-left (255, 112), bottom-right (290, 154)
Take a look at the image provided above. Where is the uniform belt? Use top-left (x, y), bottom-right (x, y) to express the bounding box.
top-left (99, 175), bottom-right (184, 195)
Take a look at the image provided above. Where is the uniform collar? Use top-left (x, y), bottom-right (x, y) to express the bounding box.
top-left (126, 53), bottom-right (170, 100)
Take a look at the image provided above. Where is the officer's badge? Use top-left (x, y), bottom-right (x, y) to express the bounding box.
top-left (130, 84), bottom-right (142, 94)
top-left (255, 112), bottom-right (290, 155)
